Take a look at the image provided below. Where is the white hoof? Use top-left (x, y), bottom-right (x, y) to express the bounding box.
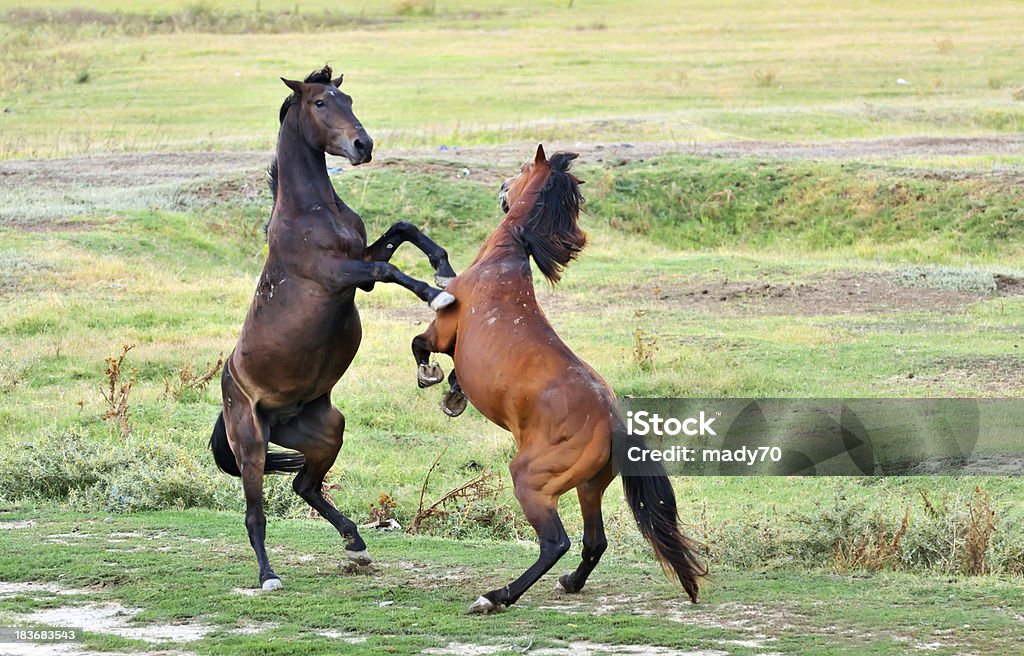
top-left (429, 291), bottom-right (456, 311)
top-left (468, 596), bottom-right (498, 614)
top-left (346, 549), bottom-right (373, 566)
top-left (555, 578), bottom-right (568, 592)
top-left (435, 275), bottom-right (455, 289)
top-left (261, 578), bottom-right (283, 591)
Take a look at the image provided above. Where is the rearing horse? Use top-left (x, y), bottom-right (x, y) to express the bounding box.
top-left (413, 145), bottom-right (706, 612)
top-left (209, 66), bottom-right (457, 591)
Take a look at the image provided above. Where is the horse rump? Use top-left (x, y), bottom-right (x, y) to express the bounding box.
top-left (613, 429), bottom-right (707, 603)
top-left (209, 412), bottom-right (306, 477)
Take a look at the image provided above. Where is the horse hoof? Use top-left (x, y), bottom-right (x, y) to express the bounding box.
top-left (429, 291), bottom-right (456, 311)
top-left (346, 549), bottom-right (373, 566)
top-left (556, 574), bottom-right (579, 594)
top-left (418, 362), bottom-right (444, 388)
top-left (468, 596), bottom-right (499, 614)
top-left (435, 275), bottom-right (455, 289)
top-left (261, 578), bottom-right (283, 592)
top-left (441, 390), bottom-right (467, 417)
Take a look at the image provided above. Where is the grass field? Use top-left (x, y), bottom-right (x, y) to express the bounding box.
top-left (1, 1), bottom-right (1024, 655)
top-left (3, 1), bottom-right (1024, 156)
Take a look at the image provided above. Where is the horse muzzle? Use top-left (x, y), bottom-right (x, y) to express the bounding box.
top-left (336, 132), bottom-right (373, 166)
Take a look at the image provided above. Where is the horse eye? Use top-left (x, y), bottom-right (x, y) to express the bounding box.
top-left (314, 99), bottom-right (325, 108)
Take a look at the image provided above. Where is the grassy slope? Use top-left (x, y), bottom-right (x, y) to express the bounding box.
top-left (1, 1), bottom-right (1024, 156)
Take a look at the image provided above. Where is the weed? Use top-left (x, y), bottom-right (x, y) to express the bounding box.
top-left (833, 506), bottom-right (909, 572)
top-left (987, 76), bottom-right (1003, 90)
top-left (409, 460), bottom-right (518, 539)
top-left (934, 37), bottom-right (955, 53)
top-left (754, 69), bottom-right (777, 87)
top-left (963, 486), bottom-right (996, 575)
top-left (632, 328), bottom-right (657, 372)
top-left (100, 344), bottom-right (137, 437)
top-left (162, 354), bottom-right (223, 402)
top-left (368, 492), bottom-right (398, 524)
top-left (392, 0), bottom-right (435, 17)
top-left (1013, 87), bottom-right (1024, 102)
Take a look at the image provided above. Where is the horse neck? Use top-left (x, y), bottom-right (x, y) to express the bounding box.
top-left (469, 168), bottom-right (551, 268)
top-left (274, 108), bottom-right (337, 213)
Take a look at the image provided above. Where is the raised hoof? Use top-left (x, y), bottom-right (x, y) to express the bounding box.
top-left (261, 578), bottom-right (283, 592)
top-left (418, 362), bottom-right (444, 388)
top-left (441, 389), bottom-right (468, 417)
top-left (346, 549), bottom-right (373, 566)
top-left (468, 596), bottom-right (500, 614)
top-left (429, 291), bottom-right (456, 311)
top-left (435, 274), bottom-right (455, 290)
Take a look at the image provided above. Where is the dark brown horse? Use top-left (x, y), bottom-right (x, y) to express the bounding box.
top-left (210, 66), bottom-right (457, 591)
top-left (413, 145), bottom-right (706, 612)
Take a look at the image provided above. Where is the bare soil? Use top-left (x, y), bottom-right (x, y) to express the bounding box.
top-left (3, 135), bottom-right (1023, 223)
top-left (638, 270), bottom-right (1016, 317)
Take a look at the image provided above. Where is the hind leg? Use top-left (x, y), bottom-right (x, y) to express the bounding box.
top-left (557, 462), bottom-right (614, 594)
top-left (270, 395), bottom-right (371, 565)
top-left (223, 376), bottom-right (281, 589)
top-left (470, 456), bottom-right (571, 613)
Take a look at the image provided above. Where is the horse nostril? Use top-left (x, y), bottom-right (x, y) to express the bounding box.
top-left (354, 138), bottom-right (367, 154)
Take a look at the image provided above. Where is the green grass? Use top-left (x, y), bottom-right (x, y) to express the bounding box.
top-left (3, 1), bottom-right (1024, 156)
top-left (1, 157), bottom-right (1023, 578)
top-left (0, 509), bottom-right (1022, 655)
top-left (2, 1), bottom-right (1024, 652)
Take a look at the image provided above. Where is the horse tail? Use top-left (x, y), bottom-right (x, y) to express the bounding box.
top-left (208, 412), bottom-right (305, 477)
top-left (613, 428), bottom-right (707, 603)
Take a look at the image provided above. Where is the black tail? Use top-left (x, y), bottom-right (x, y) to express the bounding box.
top-left (208, 412), bottom-right (305, 477)
top-left (613, 429), bottom-right (707, 603)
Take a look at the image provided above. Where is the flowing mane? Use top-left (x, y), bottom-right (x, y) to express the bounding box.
top-left (510, 152), bottom-right (587, 284)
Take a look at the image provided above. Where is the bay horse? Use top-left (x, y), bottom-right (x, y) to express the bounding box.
top-left (209, 66), bottom-right (457, 591)
top-left (413, 145), bottom-right (706, 612)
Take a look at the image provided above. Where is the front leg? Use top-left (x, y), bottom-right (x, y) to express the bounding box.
top-left (413, 331), bottom-right (444, 388)
top-left (364, 221), bottom-right (458, 288)
top-left (442, 369), bottom-right (467, 417)
top-left (330, 260), bottom-right (454, 310)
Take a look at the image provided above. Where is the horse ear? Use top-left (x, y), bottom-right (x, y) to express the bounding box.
top-left (281, 78), bottom-right (304, 94)
top-left (332, 74), bottom-right (344, 87)
top-left (534, 144), bottom-right (547, 164)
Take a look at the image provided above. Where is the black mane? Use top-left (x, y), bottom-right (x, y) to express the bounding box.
top-left (510, 152), bottom-right (587, 284)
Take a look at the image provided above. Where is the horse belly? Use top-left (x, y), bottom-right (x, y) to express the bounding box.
top-left (236, 300), bottom-right (362, 405)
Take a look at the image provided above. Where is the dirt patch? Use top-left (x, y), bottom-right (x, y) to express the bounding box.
top-left (17, 601), bottom-right (213, 644)
top-left (421, 641), bottom-right (727, 656)
top-left (995, 274), bottom-right (1024, 295)
top-left (905, 354), bottom-right (1024, 395)
top-left (386, 135), bottom-right (1024, 170)
top-left (641, 271), bottom-right (998, 317)
top-left (0, 520), bottom-right (35, 530)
